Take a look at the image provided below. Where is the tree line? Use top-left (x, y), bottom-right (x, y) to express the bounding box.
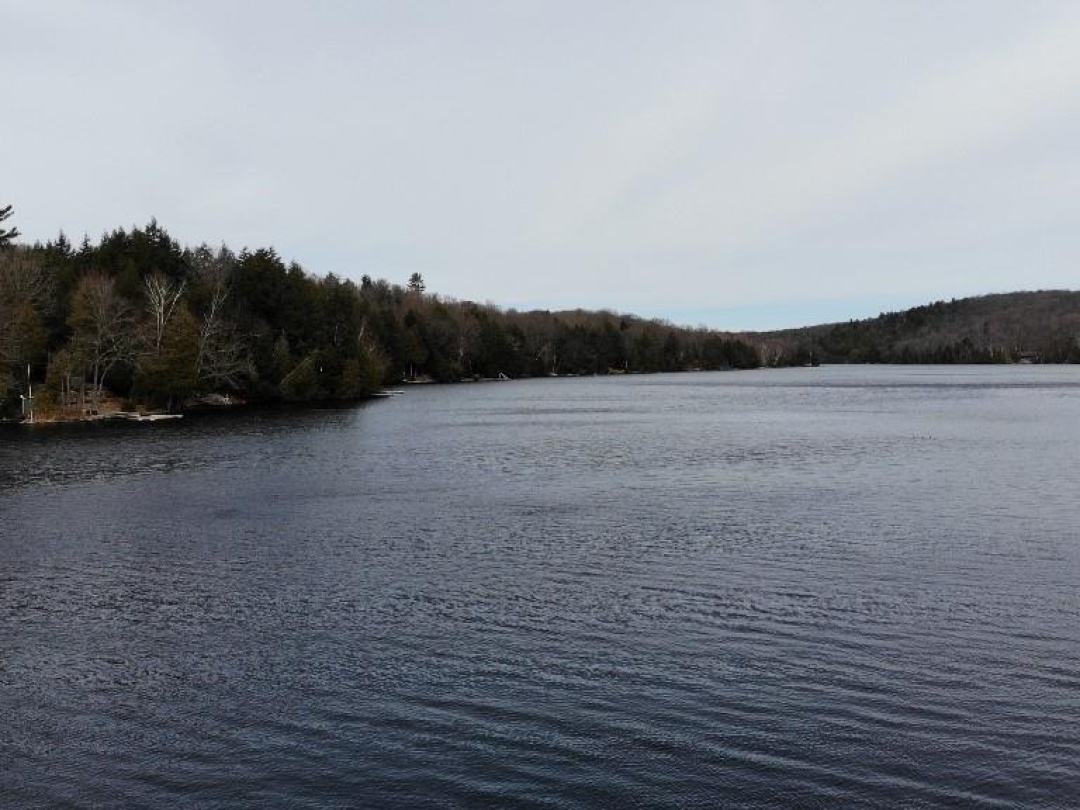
top-left (753, 292), bottom-right (1080, 366)
top-left (1, 216), bottom-right (760, 419)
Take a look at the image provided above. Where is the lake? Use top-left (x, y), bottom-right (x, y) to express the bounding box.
top-left (2, 365), bottom-right (1079, 808)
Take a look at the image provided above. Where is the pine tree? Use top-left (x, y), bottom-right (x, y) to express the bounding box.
top-left (0, 205), bottom-right (19, 246)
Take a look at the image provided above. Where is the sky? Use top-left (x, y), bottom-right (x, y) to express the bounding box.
top-left (4, 1), bottom-right (1080, 331)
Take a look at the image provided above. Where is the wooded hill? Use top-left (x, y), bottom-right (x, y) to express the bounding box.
top-left (0, 220), bottom-right (758, 419)
top-left (751, 291), bottom-right (1080, 366)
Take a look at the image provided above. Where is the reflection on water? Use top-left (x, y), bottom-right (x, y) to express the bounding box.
top-left (2, 366), bottom-right (1079, 808)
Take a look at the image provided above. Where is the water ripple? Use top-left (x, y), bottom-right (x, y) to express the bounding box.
top-left (3, 368), bottom-right (1080, 808)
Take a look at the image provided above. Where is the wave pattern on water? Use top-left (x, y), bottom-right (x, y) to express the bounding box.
top-left (2, 367), bottom-right (1080, 808)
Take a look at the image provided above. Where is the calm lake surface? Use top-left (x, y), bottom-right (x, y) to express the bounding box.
top-left (2, 365), bottom-right (1079, 808)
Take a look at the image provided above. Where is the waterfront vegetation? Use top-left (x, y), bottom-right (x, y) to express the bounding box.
top-left (0, 217), bottom-right (759, 420)
top-left (755, 291), bottom-right (1080, 366)
top-left (3, 206), bottom-right (1078, 421)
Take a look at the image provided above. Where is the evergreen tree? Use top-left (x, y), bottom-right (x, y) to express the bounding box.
top-left (0, 205), bottom-right (19, 246)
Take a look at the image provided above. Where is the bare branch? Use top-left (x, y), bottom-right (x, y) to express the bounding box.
top-left (144, 272), bottom-right (186, 352)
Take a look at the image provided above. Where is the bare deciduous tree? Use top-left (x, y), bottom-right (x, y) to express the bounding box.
top-left (0, 250), bottom-right (52, 387)
top-left (144, 271), bottom-right (186, 353)
top-left (0, 249), bottom-right (51, 310)
top-left (69, 273), bottom-right (135, 410)
top-left (190, 246), bottom-right (249, 390)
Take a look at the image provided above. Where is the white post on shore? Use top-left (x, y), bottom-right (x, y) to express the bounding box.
top-left (26, 363), bottom-right (33, 424)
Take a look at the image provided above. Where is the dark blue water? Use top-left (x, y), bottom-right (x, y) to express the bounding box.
top-left (3, 366), bottom-right (1079, 808)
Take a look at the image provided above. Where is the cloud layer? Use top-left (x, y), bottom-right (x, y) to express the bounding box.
top-left (5, 1), bottom-right (1079, 328)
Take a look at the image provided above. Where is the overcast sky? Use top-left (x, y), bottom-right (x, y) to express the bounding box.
top-left (5, 1), bottom-right (1080, 330)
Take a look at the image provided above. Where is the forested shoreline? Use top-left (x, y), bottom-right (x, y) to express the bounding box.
top-left (755, 290), bottom-right (1080, 366)
top-left (3, 208), bottom-right (1078, 422)
top-left (0, 217), bottom-right (759, 421)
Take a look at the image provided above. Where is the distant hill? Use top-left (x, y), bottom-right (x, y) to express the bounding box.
top-left (747, 291), bottom-right (1080, 365)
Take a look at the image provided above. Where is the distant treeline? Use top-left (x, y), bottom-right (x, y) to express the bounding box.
top-left (754, 292), bottom-right (1080, 366)
top-left (0, 219), bottom-right (759, 418)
